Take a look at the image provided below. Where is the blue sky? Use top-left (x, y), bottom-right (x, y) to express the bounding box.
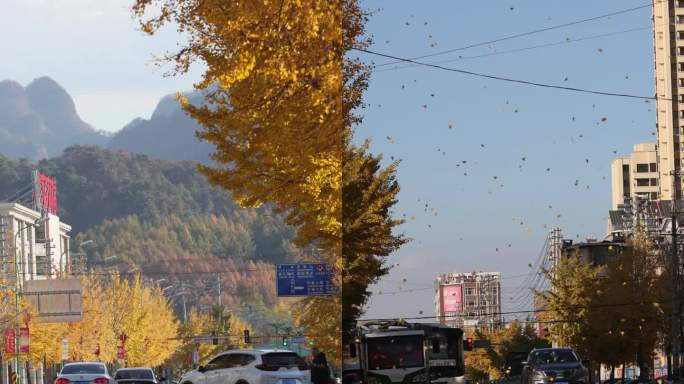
top-left (0, 0), bottom-right (657, 321)
top-left (357, 0), bottom-right (655, 320)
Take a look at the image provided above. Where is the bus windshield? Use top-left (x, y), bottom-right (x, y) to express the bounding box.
top-left (367, 335), bottom-right (425, 370)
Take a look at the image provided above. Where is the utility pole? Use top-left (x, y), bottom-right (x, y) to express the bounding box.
top-left (671, 170), bottom-right (681, 380)
top-left (181, 282), bottom-right (188, 324)
top-left (217, 274), bottom-right (222, 308)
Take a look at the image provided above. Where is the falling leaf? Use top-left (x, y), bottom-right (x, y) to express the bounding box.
top-left (601, 117), bottom-right (607, 122)
top-left (598, 48), bottom-right (603, 53)
top-left (480, 144), bottom-right (485, 148)
top-left (410, 215), bottom-right (416, 221)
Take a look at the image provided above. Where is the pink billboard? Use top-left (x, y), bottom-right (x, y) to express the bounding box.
top-left (441, 284), bottom-right (463, 312)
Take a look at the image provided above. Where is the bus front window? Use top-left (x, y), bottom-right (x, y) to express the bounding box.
top-left (367, 335), bottom-right (425, 370)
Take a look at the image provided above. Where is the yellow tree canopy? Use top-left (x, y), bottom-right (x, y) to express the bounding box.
top-left (131, 0), bottom-right (370, 252)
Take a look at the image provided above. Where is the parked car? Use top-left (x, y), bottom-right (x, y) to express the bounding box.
top-left (520, 348), bottom-right (589, 384)
top-left (55, 362), bottom-right (114, 384)
top-left (179, 349), bottom-right (311, 384)
top-left (115, 368), bottom-right (161, 384)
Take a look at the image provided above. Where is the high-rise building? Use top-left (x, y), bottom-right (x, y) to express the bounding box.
top-left (610, 142), bottom-right (659, 209)
top-left (653, 0), bottom-right (684, 200)
top-left (434, 272), bottom-right (502, 331)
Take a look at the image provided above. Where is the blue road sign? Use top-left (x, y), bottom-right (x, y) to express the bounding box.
top-left (291, 336), bottom-right (306, 344)
top-left (276, 263), bottom-right (335, 297)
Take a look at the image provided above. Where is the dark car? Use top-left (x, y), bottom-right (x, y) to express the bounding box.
top-left (520, 348), bottom-right (589, 384)
top-left (114, 368), bottom-right (161, 384)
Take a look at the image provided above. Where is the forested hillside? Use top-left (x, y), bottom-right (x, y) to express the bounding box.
top-left (0, 145), bottom-right (301, 324)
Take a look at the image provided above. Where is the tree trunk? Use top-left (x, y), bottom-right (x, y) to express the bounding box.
top-left (611, 365), bottom-right (615, 382)
top-left (621, 364), bottom-right (626, 383)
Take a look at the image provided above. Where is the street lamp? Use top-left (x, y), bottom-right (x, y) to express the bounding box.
top-left (13, 215), bottom-right (47, 384)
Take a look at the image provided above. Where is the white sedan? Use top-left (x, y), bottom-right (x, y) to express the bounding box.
top-left (180, 349), bottom-right (311, 384)
top-left (55, 362), bottom-right (114, 384)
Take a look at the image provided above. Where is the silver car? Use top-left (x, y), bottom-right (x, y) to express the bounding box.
top-left (55, 362), bottom-right (114, 384)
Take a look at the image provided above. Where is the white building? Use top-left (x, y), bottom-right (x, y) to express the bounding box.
top-left (611, 142), bottom-right (659, 209)
top-left (0, 202), bottom-right (71, 282)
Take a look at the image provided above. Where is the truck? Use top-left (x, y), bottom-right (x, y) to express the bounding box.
top-left (343, 320), bottom-right (466, 384)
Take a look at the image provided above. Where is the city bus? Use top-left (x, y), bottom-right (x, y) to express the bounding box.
top-left (345, 321), bottom-right (465, 384)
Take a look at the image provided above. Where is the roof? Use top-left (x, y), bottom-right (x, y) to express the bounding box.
top-left (214, 348), bottom-right (296, 355)
top-left (63, 362), bottom-right (106, 365)
top-left (531, 347), bottom-right (574, 352)
top-left (114, 368), bottom-right (153, 370)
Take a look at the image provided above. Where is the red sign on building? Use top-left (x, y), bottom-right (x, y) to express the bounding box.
top-left (441, 284), bottom-right (463, 312)
top-left (32, 171), bottom-right (58, 215)
top-left (4, 328), bottom-right (15, 355)
top-left (117, 346), bottom-right (125, 360)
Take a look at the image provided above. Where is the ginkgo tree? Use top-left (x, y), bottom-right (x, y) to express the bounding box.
top-left (131, 0), bottom-right (407, 363)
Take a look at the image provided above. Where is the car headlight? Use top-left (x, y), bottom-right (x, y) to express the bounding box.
top-left (530, 370), bottom-right (546, 380)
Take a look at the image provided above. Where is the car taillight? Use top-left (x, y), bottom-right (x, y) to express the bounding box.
top-left (55, 378), bottom-right (70, 384)
top-left (94, 378), bottom-right (110, 384)
top-left (255, 364), bottom-right (279, 371)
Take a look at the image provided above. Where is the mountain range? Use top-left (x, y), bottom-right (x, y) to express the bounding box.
top-left (0, 76), bottom-right (213, 162)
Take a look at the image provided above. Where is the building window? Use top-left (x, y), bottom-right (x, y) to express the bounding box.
top-left (651, 192), bottom-right (659, 200)
top-left (636, 163), bottom-right (649, 173)
top-left (678, 15), bottom-right (684, 23)
top-left (651, 178), bottom-right (658, 186)
top-left (464, 288), bottom-right (474, 295)
top-left (680, 31), bottom-right (684, 39)
top-left (466, 300), bottom-right (476, 307)
top-left (650, 163), bottom-right (657, 172)
top-left (679, 0), bottom-right (684, 8)
top-left (636, 178), bottom-right (650, 187)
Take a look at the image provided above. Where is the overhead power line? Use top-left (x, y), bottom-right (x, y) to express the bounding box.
top-left (354, 47), bottom-right (659, 101)
top-left (377, 25), bottom-right (651, 73)
top-left (361, 297), bottom-right (671, 322)
top-left (375, 1), bottom-right (656, 67)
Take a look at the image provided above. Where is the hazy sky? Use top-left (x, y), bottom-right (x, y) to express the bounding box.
top-left (0, 0), bottom-right (201, 132)
top-left (0, 1), bottom-right (657, 322)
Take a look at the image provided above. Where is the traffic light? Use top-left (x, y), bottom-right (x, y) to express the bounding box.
top-left (464, 337), bottom-right (474, 351)
top-left (282, 336), bottom-right (289, 347)
top-left (243, 330), bottom-right (251, 344)
top-left (212, 331), bottom-right (218, 346)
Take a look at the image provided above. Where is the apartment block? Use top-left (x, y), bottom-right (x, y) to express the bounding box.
top-left (611, 142), bottom-right (659, 209)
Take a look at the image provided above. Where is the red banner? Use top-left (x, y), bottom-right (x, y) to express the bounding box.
top-left (441, 284), bottom-right (463, 312)
top-left (33, 171), bottom-right (58, 214)
top-left (117, 346), bottom-right (125, 360)
top-left (4, 328), bottom-right (15, 355)
top-left (19, 327), bottom-right (29, 354)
